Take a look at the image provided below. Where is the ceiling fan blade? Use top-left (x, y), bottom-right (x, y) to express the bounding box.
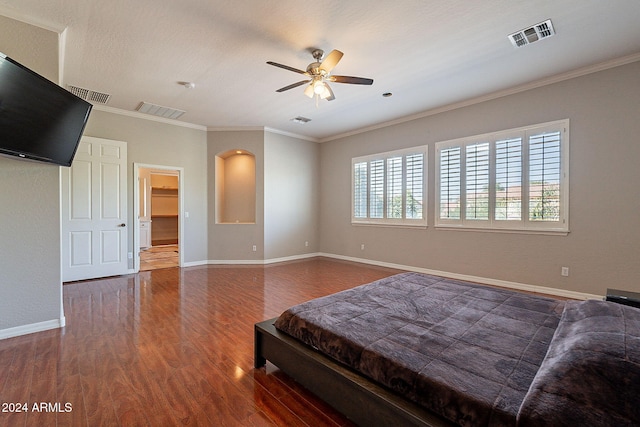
top-left (266, 61), bottom-right (308, 75)
top-left (319, 50), bottom-right (343, 73)
top-left (276, 80), bottom-right (311, 92)
top-left (329, 75), bottom-right (374, 85)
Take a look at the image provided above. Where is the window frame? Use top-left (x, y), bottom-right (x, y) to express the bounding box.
top-left (352, 146), bottom-right (428, 227)
top-left (435, 119), bottom-right (569, 234)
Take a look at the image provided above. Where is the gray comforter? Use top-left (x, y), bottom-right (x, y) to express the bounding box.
top-left (275, 272), bottom-right (640, 426)
top-left (517, 299), bottom-right (640, 426)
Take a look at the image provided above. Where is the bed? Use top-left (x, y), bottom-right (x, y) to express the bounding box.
top-left (254, 272), bottom-right (640, 426)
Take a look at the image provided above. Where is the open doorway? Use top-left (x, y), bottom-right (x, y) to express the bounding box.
top-left (134, 163), bottom-right (184, 271)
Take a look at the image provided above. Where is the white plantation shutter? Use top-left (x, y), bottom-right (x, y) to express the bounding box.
top-left (353, 162), bottom-right (368, 218)
top-left (439, 146), bottom-right (461, 220)
top-left (352, 147), bottom-right (427, 226)
top-left (436, 120), bottom-right (568, 233)
top-left (529, 131), bottom-right (561, 222)
top-left (369, 159), bottom-right (384, 218)
top-left (406, 154), bottom-right (424, 219)
top-left (465, 142), bottom-right (490, 221)
top-left (495, 137), bottom-right (522, 221)
top-left (387, 157), bottom-right (403, 218)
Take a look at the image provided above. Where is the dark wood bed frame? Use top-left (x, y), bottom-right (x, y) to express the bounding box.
top-left (254, 318), bottom-right (456, 427)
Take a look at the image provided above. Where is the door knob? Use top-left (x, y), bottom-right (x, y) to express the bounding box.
top-left (117, 223), bottom-right (126, 227)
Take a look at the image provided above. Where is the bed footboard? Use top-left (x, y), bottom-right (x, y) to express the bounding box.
top-left (254, 318), bottom-right (454, 427)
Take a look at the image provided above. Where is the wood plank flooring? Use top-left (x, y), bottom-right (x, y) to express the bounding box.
top-left (0, 257), bottom-right (402, 427)
top-left (139, 244), bottom-right (179, 271)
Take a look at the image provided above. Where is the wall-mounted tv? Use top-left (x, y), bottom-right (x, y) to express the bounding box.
top-left (0, 52), bottom-right (92, 167)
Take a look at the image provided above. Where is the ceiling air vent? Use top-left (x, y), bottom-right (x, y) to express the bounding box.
top-left (290, 116), bottom-right (311, 124)
top-left (67, 85), bottom-right (111, 104)
top-left (508, 19), bottom-right (555, 48)
top-left (136, 102), bottom-right (186, 120)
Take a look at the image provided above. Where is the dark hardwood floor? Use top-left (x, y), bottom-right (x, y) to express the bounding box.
top-left (0, 257), bottom-right (402, 426)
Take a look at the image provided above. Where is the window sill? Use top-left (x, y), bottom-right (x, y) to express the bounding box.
top-left (434, 225), bottom-right (569, 236)
top-left (352, 221), bottom-right (427, 229)
top-left (216, 221), bottom-right (256, 225)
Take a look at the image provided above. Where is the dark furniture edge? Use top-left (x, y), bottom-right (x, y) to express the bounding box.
top-left (606, 288), bottom-right (640, 308)
top-left (254, 318), bottom-right (455, 427)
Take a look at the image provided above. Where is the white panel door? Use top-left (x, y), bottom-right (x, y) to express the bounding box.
top-left (62, 136), bottom-right (128, 282)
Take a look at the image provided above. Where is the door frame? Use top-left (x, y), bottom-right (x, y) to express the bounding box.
top-left (133, 163), bottom-right (185, 271)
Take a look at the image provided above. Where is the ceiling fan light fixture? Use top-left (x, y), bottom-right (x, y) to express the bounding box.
top-left (319, 85), bottom-right (332, 100)
top-left (313, 80), bottom-right (326, 95)
top-left (267, 47), bottom-right (373, 102)
top-left (304, 84), bottom-right (315, 98)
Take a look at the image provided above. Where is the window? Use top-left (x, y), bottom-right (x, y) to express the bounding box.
top-left (435, 120), bottom-right (569, 233)
top-left (352, 146), bottom-right (427, 226)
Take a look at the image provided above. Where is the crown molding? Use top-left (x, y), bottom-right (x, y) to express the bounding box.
top-left (89, 107), bottom-right (319, 141)
top-left (92, 52), bottom-right (640, 142)
top-left (91, 104), bottom-right (207, 131)
top-left (206, 126), bottom-right (264, 132)
top-left (264, 127), bottom-right (319, 142)
top-left (204, 126), bottom-right (319, 142)
top-left (55, 47), bottom-right (640, 144)
top-left (319, 52), bottom-right (640, 143)
top-left (0, 7), bottom-right (66, 33)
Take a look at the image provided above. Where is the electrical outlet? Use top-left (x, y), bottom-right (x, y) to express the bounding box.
top-left (361, 244), bottom-right (365, 250)
top-left (305, 241), bottom-right (309, 247)
top-left (561, 267), bottom-right (569, 277)
top-left (252, 245), bottom-right (257, 252)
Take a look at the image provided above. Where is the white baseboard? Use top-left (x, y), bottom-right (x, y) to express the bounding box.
top-left (207, 259), bottom-right (263, 265)
top-left (317, 252), bottom-right (602, 301)
top-left (1, 253), bottom-right (602, 342)
top-left (153, 252), bottom-right (602, 300)
top-left (182, 260), bottom-right (209, 267)
top-left (0, 317), bottom-right (65, 340)
top-left (264, 252), bottom-right (320, 265)
top-left (206, 252), bottom-right (321, 266)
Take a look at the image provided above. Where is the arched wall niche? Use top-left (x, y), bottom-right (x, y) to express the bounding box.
top-left (215, 149), bottom-right (256, 224)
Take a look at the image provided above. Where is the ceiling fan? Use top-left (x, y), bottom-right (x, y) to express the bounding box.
top-left (267, 49), bottom-right (373, 101)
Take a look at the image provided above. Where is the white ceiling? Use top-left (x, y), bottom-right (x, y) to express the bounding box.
top-left (2, 0), bottom-right (640, 140)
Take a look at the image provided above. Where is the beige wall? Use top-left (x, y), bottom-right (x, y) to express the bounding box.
top-left (0, 157), bottom-right (63, 332)
top-left (207, 130), bottom-right (319, 262)
top-left (84, 109), bottom-right (208, 264)
top-left (319, 61), bottom-right (640, 296)
top-left (0, 17), bottom-right (62, 334)
top-left (208, 130), bottom-right (265, 261)
top-left (2, 13), bottom-right (638, 339)
top-left (0, 17), bottom-right (64, 334)
top-left (0, 15), bottom-right (58, 83)
top-left (0, 13), bottom-right (209, 335)
top-left (264, 131), bottom-right (319, 260)
top-left (221, 154), bottom-right (256, 223)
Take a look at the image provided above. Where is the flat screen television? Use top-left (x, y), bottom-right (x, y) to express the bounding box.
top-left (0, 52), bottom-right (92, 167)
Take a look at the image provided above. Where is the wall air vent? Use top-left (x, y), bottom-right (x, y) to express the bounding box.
top-left (136, 102), bottom-right (186, 120)
top-left (508, 19), bottom-right (555, 48)
top-left (67, 85), bottom-right (111, 104)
